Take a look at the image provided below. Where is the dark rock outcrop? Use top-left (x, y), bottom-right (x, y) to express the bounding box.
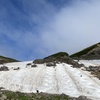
top-left (26, 63), bottom-right (31, 66)
top-left (77, 96), bottom-right (91, 100)
top-left (13, 67), bottom-right (20, 70)
top-left (0, 89), bottom-right (92, 100)
top-left (46, 62), bottom-right (56, 67)
top-left (86, 66), bottom-right (100, 72)
top-left (31, 64), bottom-right (37, 67)
top-left (0, 66), bottom-right (9, 71)
top-left (33, 52), bottom-right (84, 68)
top-left (85, 66), bottom-right (100, 79)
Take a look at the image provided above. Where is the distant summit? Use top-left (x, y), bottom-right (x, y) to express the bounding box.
top-left (70, 42), bottom-right (100, 60)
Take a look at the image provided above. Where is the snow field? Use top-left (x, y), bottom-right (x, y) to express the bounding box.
top-left (0, 61), bottom-right (100, 100)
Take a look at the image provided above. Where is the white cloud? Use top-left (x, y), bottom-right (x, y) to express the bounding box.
top-left (0, 0), bottom-right (100, 60)
top-left (39, 0), bottom-right (100, 55)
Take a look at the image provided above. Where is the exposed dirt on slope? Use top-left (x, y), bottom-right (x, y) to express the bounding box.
top-left (0, 90), bottom-right (91, 100)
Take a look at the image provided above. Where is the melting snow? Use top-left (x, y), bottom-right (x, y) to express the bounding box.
top-left (0, 61), bottom-right (100, 100)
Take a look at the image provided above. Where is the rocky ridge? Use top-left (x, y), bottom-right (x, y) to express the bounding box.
top-left (33, 52), bottom-right (84, 68)
top-left (0, 55), bottom-right (19, 64)
top-left (71, 42), bottom-right (100, 60)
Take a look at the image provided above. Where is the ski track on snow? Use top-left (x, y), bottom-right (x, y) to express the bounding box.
top-left (0, 61), bottom-right (100, 100)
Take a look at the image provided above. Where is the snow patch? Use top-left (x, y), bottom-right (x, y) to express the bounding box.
top-left (0, 61), bottom-right (100, 99)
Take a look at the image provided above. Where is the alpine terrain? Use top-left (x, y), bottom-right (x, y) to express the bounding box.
top-left (0, 50), bottom-right (100, 100)
top-left (0, 55), bottom-right (19, 64)
top-left (0, 46), bottom-right (100, 100)
top-left (70, 42), bottom-right (100, 60)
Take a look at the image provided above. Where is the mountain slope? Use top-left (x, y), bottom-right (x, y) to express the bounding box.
top-left (0, 55), bottom-right (19, 64)
top-left (33, 52), bottom-right (82, 68)
top-left (0, 51), bottom-right (100, 99)
top-left (70, 42), bottom-right (100, 60)
top-left (0, 61), bottom-right (100, 100)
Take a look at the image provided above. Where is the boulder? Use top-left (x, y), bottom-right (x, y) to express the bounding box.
top-left (31, 64), bottom-right (37, 67)
top-left (77, 96), bottom-right (91, 100)
top-left (1, 94), bottom-right (7, 100)
top-left (26, 63), bottom-right (31, 66)
top-left (46, 62), bottom-right (56, 67)
top-left (0, 66), bottom-right (9, 71)
top-left (14, 67), bottom-right (20, 70)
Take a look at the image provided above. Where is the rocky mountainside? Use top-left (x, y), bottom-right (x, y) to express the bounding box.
top-left (33, 52), bottom-right (83, 68)
top-left (0, 52), bottom-right (100, 99)
top-left (70, 42), bottom-right (100, 60)
top-left (0, 55), bottom-right (19, 64)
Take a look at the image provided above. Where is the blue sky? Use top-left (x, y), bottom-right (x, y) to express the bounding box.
top-left (0, 0), bottom-right (100, 61)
